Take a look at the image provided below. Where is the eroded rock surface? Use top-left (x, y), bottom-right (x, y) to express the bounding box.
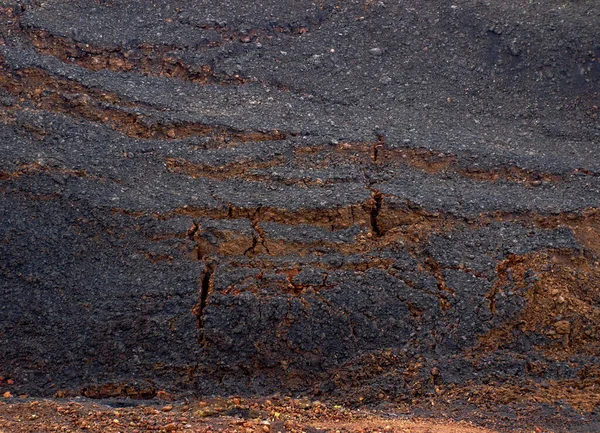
top-left (0, 1), bottom-right (599, 431)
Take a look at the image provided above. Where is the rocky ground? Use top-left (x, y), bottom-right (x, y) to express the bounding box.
top-left (0, 396), bottom-right (505, 433)
top-left (0, 1), bottom-right (599, 432)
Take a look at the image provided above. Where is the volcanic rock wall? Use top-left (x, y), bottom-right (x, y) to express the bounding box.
top-left (1, 0), bottom-right (599, 418)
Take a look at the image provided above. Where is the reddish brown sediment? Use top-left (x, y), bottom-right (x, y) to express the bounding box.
top-left (0, 62), bottom-right (288, 141)
top-left (474, 249), bottom-right (600, 357)
top-left (25, 24), bottom-right (315, 82)
top-left (0, 162), bottom-right (109, 182)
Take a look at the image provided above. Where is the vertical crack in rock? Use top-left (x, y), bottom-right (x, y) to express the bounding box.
top-left (243, 232), bottom-right (259, 257)
top-left (187, 222), bottom-right (201, 260)
top-left (196, 262), bottom-right (215, 335)
top-left (372, 132), bottom-right (385, 163)
top-left (371, 142), bottom-right (379, 163)
top-left (369, 190), bottom-right (383, 237)
top-left (246, 207), bottom-right (271, 256)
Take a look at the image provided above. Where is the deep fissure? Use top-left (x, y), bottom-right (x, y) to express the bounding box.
top-left (370, 190), bottom-right (383, 236)
top-left (197, 262), bottom-right (215, 330)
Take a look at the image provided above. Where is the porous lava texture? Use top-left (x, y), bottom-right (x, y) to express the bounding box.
top-left (0, 1), bottom-right (599, 432)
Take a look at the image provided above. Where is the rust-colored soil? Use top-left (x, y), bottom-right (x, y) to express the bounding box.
top-left (0, 397), bottom-right (500, 433)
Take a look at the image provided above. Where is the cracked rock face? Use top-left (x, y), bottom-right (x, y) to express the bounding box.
top-left (1, 0), bottom-right (600, 430)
